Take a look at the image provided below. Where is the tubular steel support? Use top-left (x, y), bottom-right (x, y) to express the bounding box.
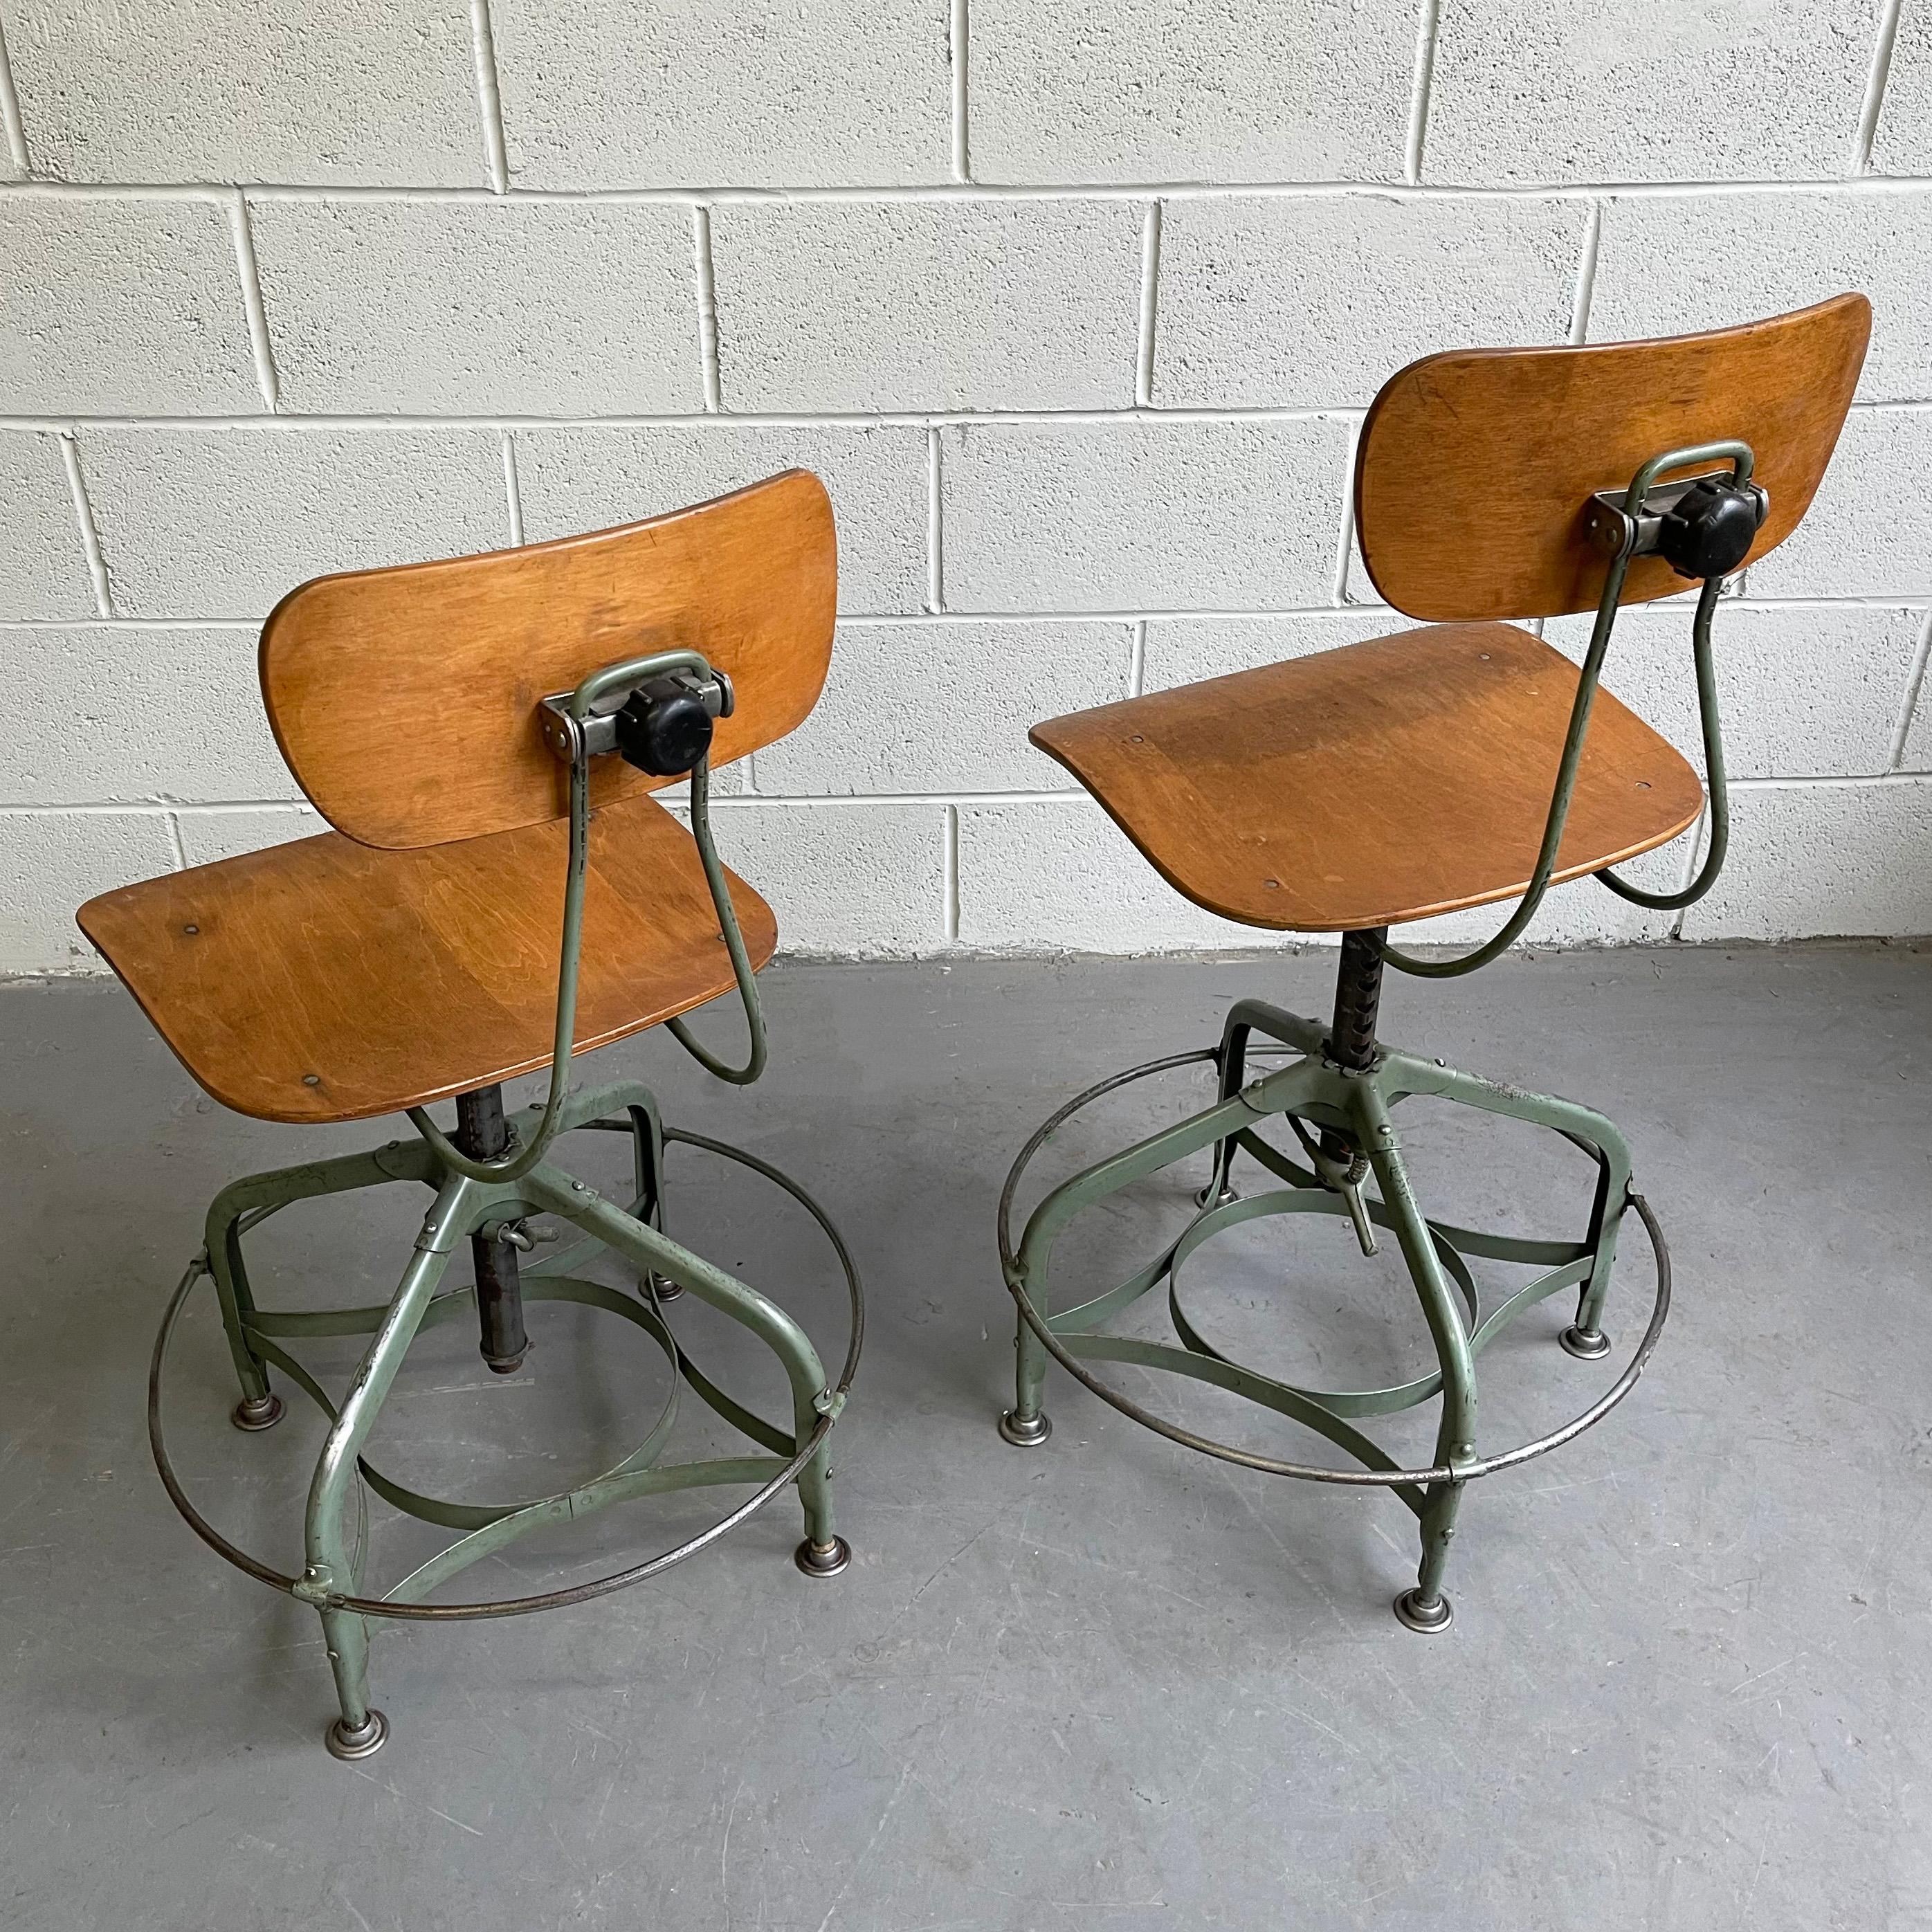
top-left (998, 992), bottom-right (1671, 1630)
top-left (1380, 440), bottom-right (1753, 982)
top-left (149, 1078), bottom-right (863, 1757)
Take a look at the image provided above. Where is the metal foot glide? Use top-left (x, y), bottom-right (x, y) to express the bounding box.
top-left (996, 930), bottom-right (1671, 1632)
top-left (150, 1079), bottom-right (862, 1759)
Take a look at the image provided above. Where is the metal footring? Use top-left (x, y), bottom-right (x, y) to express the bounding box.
top-left (150, 1080), bottom-right (862, 1755)
top-left (999, 939), bottom-right (1670, 1630)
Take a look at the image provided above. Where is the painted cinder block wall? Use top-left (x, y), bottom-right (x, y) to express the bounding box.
top-left (2, 1), bottom-right (1931, 972)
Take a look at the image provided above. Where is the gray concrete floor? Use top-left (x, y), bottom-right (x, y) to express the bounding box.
top-left (2, 945), bottom-right (1930, 1931)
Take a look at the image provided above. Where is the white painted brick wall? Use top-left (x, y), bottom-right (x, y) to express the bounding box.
top-left (1746, 410), bottom-right (1932, 600)
top-left (6, 625), bottom-right (294, 803)
top-left (1142, 611), bottom-right (1413, 690)
top-left (969, 0), bottom-right (1416, 183)
top-left (1544, 604), bottom-right (1927, 780)
top-left (0, 812), bottom-right (178, 973)
top-left (78, 426), bottom-right (510, 617)
top-left (711, 201), bottom-right (1145, 412)
top-left (0, 197), bottom-right (258, 413)
top-left (512, 424), bottom-right (931, 614)
top-left (1154, 195), bottom-right (1587, 408)
top-left (1874, 0), bottom-right (1932, 175)
top-left (941, 419), bottom-right (1352, 611)
top-left (0, 430), bottom-right (91, 617)
top-left (4, 1), bottom-right (482, 187)
top-left (0, 2), bottom-right (1926, 974)
top-left (491, 0), bottom-right (951, 190)
top-left (1679, 781), bottom-right (1932, 940)
top-left (1589, 189), bottom-right (1932, 402)
top-left (757, 619), bottom-right (1133, 794)
top-left (1423, 0), bottom-right (1882, 185)
top-left (249, 200), bottom-right (700, 414)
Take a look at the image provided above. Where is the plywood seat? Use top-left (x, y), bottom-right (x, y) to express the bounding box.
top-left (1030, 621), bottom-right (1704, 933)
top-left (78, 791), bottom-right (776, 1125)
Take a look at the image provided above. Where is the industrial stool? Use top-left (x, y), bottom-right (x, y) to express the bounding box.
top-left (81, 471), bottom-right (862, 1755)
top-left (997, 297), bottom-right (1869, 1630)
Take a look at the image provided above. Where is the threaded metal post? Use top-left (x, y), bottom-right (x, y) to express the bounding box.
top-left (1329, 928), bottom-right (1388, 1073)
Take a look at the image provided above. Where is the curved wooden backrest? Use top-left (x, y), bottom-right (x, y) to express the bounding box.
top-left (260, 468), bottom-right (837, 849)
top-left (1354, 294), bottom-right (1870, 621)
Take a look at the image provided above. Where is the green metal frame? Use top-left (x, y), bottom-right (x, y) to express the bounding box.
top-left (997, 441), bottom-right (1740, 1628)
top-left (147, 648), bottom-right (861, 1758)
top-left (999, 1025), bottom-right (1670, 1624)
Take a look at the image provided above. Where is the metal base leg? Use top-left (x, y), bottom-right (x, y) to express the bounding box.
top-left (320, 1605), bottom-right (388, 1758)
top-left (1394, 1477), bottom-right (1464, 1632)
top-left (231, 1392), bottom-right (284, 1431)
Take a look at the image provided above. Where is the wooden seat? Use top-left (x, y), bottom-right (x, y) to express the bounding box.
top-left (76, 468), bottom-right (835, 1124)
top-left (1036, 297), bottom-right (1870, 937)
top-left (1032, 621), bottom-right (1702, 932)
top-left (78, 791), bottom-right (776, 1124)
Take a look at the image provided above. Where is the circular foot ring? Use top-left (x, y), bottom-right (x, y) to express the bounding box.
top-left (325, 1708), bottom-right (389, 1760)
top-left (999, 1409), bottom-right (1052, 1448)
top-left (996, 1047), bottom-right (1673, 1491)
top-left (1560, 1324), bottom-right (1612, 1361)
top-left (232, 1393), bottom-right (284, 1432)
top-left (151, 1122), bottom-right (864, 1623)
top-left (795, 1535), bottom-right (851, 1579)
top-left (1394, 1589), bottom-right (1453, 1634)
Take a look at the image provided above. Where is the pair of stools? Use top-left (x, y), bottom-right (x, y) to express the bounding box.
top-left (80, 295), bottom-right (1868, 1756)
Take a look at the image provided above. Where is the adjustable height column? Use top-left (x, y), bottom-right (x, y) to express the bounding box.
top-left (1328, 927), bottom-right (1388, 1073)
top-left (455, 1084), bottom-right (527, 1374)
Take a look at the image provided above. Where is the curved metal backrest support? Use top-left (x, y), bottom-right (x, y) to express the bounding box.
top-left (1382, 442), bottom-right (1749, 981)
top-left (408, 648), bottom-right (768, 1184)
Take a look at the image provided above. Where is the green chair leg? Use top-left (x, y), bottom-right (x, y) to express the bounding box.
top-left (522, 1166), bottom-right (853, 1578)
top-left (1387, 1049), bottom-right (1634, 1360)
top-left (205, 1141), bottom-right (437, 1432)
top-left (301, 1178), bottom-right (473, 1757)
top-left (1353, 1079), bottom-right (1477, 1631)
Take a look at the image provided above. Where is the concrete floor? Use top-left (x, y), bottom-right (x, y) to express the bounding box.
top-left (1, 945), bottom-right (1929, 1931)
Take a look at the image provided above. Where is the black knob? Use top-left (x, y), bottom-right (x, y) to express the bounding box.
top-left (1656, 477), bottom-right (1762, 581)
top-left (614, 677), bottom-right (714, 776)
